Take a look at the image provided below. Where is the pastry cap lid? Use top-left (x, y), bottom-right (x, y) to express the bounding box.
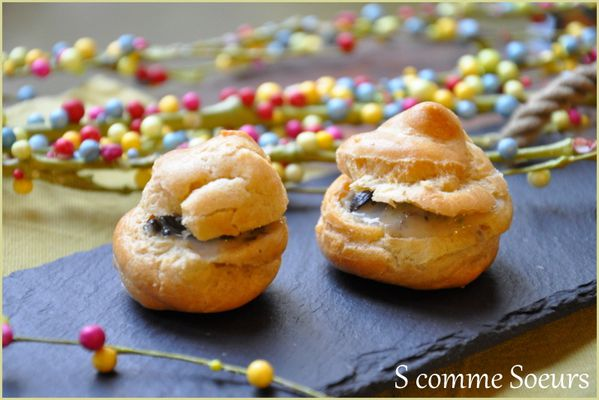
top-left (337, 102), bottom-right (509, 216)
top-left (139, 130), bottom-right (288, 241)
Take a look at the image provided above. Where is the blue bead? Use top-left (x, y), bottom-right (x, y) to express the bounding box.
top-left (52, 41), bottom-right (69, 57)
top-left (301, 15), bottom-right (319, 32)
top-left (505, 41), bottom-right (527, 64)
top-left (497, 137), bottom-right (519, 160)
top-left (254, 125), bottom-right (266, 136)
top-left (457, 18), bottom-right (480, 39)
top-left (266, 41), bottom-right (285, 57)
top-left (559, 34), bottom-right (579, 55)
top-left (79, 139), bottom-right (100, 162)
top-left (494, 94), bottom-right (520, 118)
top-left (327, 98), bottom-right (350, 121)
top-left (361, 3), bottom-right (384, 21)
top-left (418, 69), bottom-right (437, 82)
top-left (49, 108), bottom-right (69, 129)
top-left (118, 34), bottom-right (136, 54)
top-left (2, 127), bottom-right (16, 150)
top-left (258, 132), bottom-right (279, 147)
top-left (581, 28), bottom-right (596, 49)
top-left (455, 100), bottom-right (477, 119)
top-left (127, 148), bottom-right (139, 159)
top-left (28, 134), bottom-right (49, 151)
top-left (26, 112), bottom-right (45, 125)
top-left (163, 132), bottom-right (185, 151)
top-left (17, 85), bottom-right (36, 101)
top-left (95, 112), bottom-right (108, 124)
top-left (384, 102), bottom-right (401, 119)
top-left (336, 76), bottom-right (355, 90)
top-left (105, 98), bottom-right (124, 118)
top-left (387, 77), bottom-right (406, 92)
top-left (482, 73), bottom-right (501, 94)
top-left (355, 82), bottom-right (376, 102)
top-left (405, 17), bottom-right (425, 34)
top-left (275, 29), bottom-right (292, 46)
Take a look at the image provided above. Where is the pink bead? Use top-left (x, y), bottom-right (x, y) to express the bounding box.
top-left (326, 125), bottom-right (344, 140)
top-left (402, 97), bottom-right (418, 110)
top-left (79, 324), bottom-right (105, 351)
top-left (2, 324), bottom-right (13, 348)
top-left (354, 75), bottom-right (370, 85)
top-left (145, 104), bottom-right (160, 115)
top-left (568, 109), bottom-right (581, 126)
top-left (279, 137), bottom-right (291, 145)
top-left (130, 118), bottom-right (142, 132)
top-left (445, 75), bottom-right (461, 90)
top-left (101, 144), bottom-right (123, 161)
top-left (178, 142), bottom-right (190, 149)
top-left (31, 58), bottom-right (51, 78)
top-left (88, 106), bottom-right (104, 120)
top-left (182, 92), bottom-right (201, 111)
top-left (220, 86), bottom-right (238, 101)
top-left (239, 124), bottom-right (259, 141)
top-left (306, 123), bottom-right (322, 132)
top-left (133, 36), bottom-right (148, 50)
top-left (520, 75), bottom-right (532, 88)
top-left (80, 125), bottom-right (101, 142)
top-left (285, 119), bottom-right (303, 138)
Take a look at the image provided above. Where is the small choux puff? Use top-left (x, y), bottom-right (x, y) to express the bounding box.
top-left (316, 102), bottom-right (513, 289)
top-left (113, 131), bottom-right (288, 312)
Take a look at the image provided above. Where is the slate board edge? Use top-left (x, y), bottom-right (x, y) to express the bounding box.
top-left (330, 280), bottom-right (597, 396)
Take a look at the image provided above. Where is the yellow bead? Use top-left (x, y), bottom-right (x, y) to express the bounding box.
top-left (436, 17), bottom-right (457, 40)
top-left (209, 359), bottom-right (223, 372)
top-left (134, 168), bottom-right (152, 189)
top-left (284, 163), bottom-right (304, 183)
top-left (246, 360), bottom-right (274, 389)
top-left (403, 66), bottom-right (417, 76)
top-left (25, 48), bottom-right (45, 66)
top-left (316, 76), bottom-right (335, 97)
top-left (393, 89), bottom-right (406, 100)
top-left (107, 123), bottom-right (128, 143)
top-left (360, 103), bottom-right (383, 124)
top-left (299, 81), bottom-right (319, 104)
top-left (453, 81), bottom-right (476, 100)
top-left (62, 130), bottom-right (81, 149)
top-left (59, 48), bottom-right (84, 74)
top-left (551, 110), bottom-right (570, 131)
top-left (215, 52), bottom-right (233, 70)
top-left (3, 59), bottom-right (16, 75)
top-left (11, 140), bottom-right (31, 160)
top-left (315, 131), bottom-right (334, 149)
top-left (433, 89), bottom-right (454, 108)
top-left (581, 114), bottom-right (590, 128)
top-left (117, 55), bottom-right (137, 76)
top-left (458, 55), bottom-right (482, 76)
top-left (496, 60), bottom-right (519, 82)
top-left (271, 162), bottom-right (285, 179)
top-left (74, 37), bottom-right (97, 59)
top-left (408, 78), bottom-right (438, 101)
top-left (121, 131), bottom-right (141, 151)
top-left (330, 85), bottom-right (353, 100)
top-left (302, 34), bottom-right (323, 53)
top-left (477, 48), bottom-right (501, 72)
top-left (503, 79), bottom-right (525, 100)
top-left (13, 127), bottom-right (28, 141)
top-left (566, 21), bottom-right (585, 37)
top-left (158, 95), bottom-right (179, 113)
top-left (256, 82), bottom-right (282, 103)
top-left (182, 112), bottom-right (202, 129)
top-left (552, 43), bottom-right (566, 59)
top-left (106, 41), bottom-right (121, 58)
top-left (92, 347), bottom-right (118, 374)
top-left (296, 131), bottom-right (318, 153)
top-left (272, 108), bottom-right (285, 124)
top-left (100, 137), bottom-right (113, 146)
top-left (463, 75), bottom-right (484, 95)
top-left (527, 170), bottom-right (551, 188)
top-left (9, 46), bottom-right (27, 66)
top-left (189, 136), bottom-right (208, 147)
top-left (140, 115), bottom-right (163, 138)
top-left (13, 179), bottom-right (33, 195)
top-left (564, 58), bottom-right (578, 70)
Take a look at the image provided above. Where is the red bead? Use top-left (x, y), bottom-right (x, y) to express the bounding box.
top-left (589, 49), bottom-right (597, 62)
top-left (287, 90), bottom-right (307, 107)
top-left (354, 75), bottom-right (370, 85)
top-left (2, 324), bottom-right (13, 348)
top-left (53, 138), bottom-right (75, 159)
top-left (398, 5), bottom-right (415, 19)
top-left (101, 144), bottom-right (123, 162)
top-left (520, 75), bottom-right (532, 88)
top-left (336, 32), bottom-right (356, 53)
top-left (256, 102), bottom-right (274, 120)
top-left (31, 58), bottom-right (51, 78)
top-left (62, 99), bottom-right (85, 123)
top-left (445, 75), bottom-right (461, 90)
top-left (220, 86), bottom-right (238, 101)
top-left (269, 92), bottom-right (284, 107)
top-left (135, 65), bottom-right (149, 83)
top-left (130, 118), bottom-right (142, 132)
top-left (530, 13), bottom-right (546, 23)
top-left (568, 109), bottom-right (582, 126)
top-left (126, 100), bottom-right (145, 119)
top-left (238, 87), bottom-right (255, 107)
top-left (12, 169), bottom-right (25, 180)
top-left (182, 92), bottom-right (201, 111)
top-left (146, 64), bottom-right (168, 85)
top-left (79, 324), bottom-right (106, 351)
top-left (80, 125), bottom-right (101, 142)
top-left (285, 119), bottom-right (303, 138)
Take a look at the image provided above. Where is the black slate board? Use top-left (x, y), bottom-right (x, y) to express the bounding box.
top-left (3, 161), bottom-right (597, 397)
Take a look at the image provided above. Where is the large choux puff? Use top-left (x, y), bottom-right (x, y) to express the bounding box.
top-left (114, 131), bottom-right (288, 312)
top-left (316, 102), bottom-right (512, 289)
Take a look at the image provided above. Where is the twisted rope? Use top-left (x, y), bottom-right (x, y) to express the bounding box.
top-left (500, 62), bottom-right (596, 146)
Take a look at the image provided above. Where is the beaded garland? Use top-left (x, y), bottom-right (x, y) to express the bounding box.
top-left (1, 2), bottom-right (597, 197)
